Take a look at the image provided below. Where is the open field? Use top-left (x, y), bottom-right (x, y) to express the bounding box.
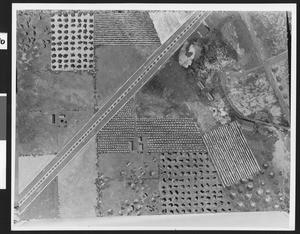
top-left (20, 177), bottom-right (59, 220)
top-left (17, 10), bottom-right (51, 64)
top-left (95, 152), bottom-right (160, 216)
top-left (17, 70), bottom-right (95, 113)
top-left (95, 45), bottom-right (159, 109)
top-left (17, 10), bottom-right (95, 156)
top-left (58, 136), bottom-right (98, 218)
top-left (17, 106), bottom-right (94, 156)
top-left (149, 11), bottom-right (192, 44)
top-left (19, 155), bottom-right (55, 192)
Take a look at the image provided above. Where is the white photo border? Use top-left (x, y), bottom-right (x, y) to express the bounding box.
top-left (11, 3), bottom-right (296, 230)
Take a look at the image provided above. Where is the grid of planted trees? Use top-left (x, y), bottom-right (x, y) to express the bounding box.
top-left (50, 11), bottom-right (94, 71)
top-left (159, 152), bottom-right (233, 214)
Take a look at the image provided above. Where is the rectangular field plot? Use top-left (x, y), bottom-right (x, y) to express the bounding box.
top-left (137, 118), bottom-right (207, 153)
top-left (94, 10), bottom-right (160, 46)
top-left (159, 152), bottom-right (233, 215)
top-left (203, 121), bottom-right (261, 187)
top-left (51, 11), bottom-right (94, 71)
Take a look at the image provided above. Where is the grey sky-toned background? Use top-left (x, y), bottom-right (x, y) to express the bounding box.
top-left (0, 97), bottom-right (6, 140)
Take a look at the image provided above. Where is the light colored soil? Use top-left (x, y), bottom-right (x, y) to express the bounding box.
top-left (179, 42), bottom-right (196, 68)
top-left (149, 11), bottom-right (193, 44)
top-left (267, 126), bottom-right (290, 177)
top-left (185, 101), bottom-right (217, 134)
top-left (58, 136), bottom-right (98, 218)
top-left (19, 155), bottom-right (55, 192)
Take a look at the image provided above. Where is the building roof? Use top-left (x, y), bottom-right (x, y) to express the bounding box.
top-left (198, 23), bottom-right (210, 37)
top-left (197, 81), bottom-right (205, 89)
top-left (240, 119), bottom-right (255, 131)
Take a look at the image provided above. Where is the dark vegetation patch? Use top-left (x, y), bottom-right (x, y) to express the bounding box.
top-left (206, 12), bottom-right (260, 70)
top-left (142, 58), bottom-right (195, 102)
top-left (137, 17), bottom-right (239, 123)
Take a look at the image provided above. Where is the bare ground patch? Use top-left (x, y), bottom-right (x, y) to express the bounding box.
top-left (58, 136), bottom-right (98, 218)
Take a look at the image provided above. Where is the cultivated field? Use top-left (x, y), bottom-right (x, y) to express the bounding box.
top-left (203, 121), bottom-right (261, 187)
top-left (51, 11), bottom-right (95, 71)
top-left (94, 10), bottom-right (160, 46)
top-left (159, 152), bottom-right (233, 214)
top-left (97, 96), bottom-right (206, 154)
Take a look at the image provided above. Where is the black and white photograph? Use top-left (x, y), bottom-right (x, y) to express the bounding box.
top-left (6, 3), bottom-right (297, 231)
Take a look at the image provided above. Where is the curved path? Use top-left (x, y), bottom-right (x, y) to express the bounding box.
top-left (220, 72), bottom-right (289, 131)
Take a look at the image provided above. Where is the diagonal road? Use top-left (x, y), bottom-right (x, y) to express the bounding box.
top-left (18, 11), bottom-right (212, 214)
top-left (240, 12), bottom-right (290, 125)
top-left (267, 50), bottom-right (288, 65)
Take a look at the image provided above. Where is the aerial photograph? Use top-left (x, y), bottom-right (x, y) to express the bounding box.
top-left (14, 8), bottom-right (292, 226)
